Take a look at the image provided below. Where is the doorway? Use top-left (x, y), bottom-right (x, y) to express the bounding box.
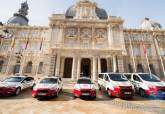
top-left (63, 58), bottom-right (73, 78)
top-left (81, 58), bottom-right (91, 78)
top-left (101, 59), bottom-right (107, 73)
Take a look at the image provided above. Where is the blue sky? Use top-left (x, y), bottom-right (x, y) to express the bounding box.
top-left (0, 0), bottom-right (164, 28)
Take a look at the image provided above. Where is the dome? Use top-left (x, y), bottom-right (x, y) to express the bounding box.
top-left (7, 13), bottom-right (29, 26)
top-left (65, 5), bottom-right (108, 20)
top-left (141, 18), bottom-right (162, 30)
top-left (7, 1), bottom-right (29, 26)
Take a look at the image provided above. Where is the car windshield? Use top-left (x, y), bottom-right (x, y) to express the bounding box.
top-left (139, 74), bottom-right (160, 82)
top-left (108, 74), bottom-right (128, 82)
top-left (124, 74), bottom-right (132, 80)
top-left (40, 78), bottom-right (57, 84)
top-left (77, 79), bottom-right (92, 84)
top-left (3, 77), bottom-right (25, 82)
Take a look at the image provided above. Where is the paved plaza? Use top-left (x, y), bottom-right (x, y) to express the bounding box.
top-left (0, 82), bottom-right (164, 114)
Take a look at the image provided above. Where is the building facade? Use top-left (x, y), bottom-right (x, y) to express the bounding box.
top-left (0, 0), bottom-right (165, 80)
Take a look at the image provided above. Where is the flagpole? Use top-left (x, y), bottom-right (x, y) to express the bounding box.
top-left (128, 31), bottom-right (137, 72)
top-left (141, 32), bottom-right (151, 73)
top-left (154, 33), bottom-right (165, 77)
top-left (5, 35), bottom-right (16, 74)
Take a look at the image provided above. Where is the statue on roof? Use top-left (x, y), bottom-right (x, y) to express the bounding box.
top-left (18, 1), bottom-right (29, 16)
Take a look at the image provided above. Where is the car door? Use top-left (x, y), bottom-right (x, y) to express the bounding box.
top-left (132, 74), bottom-right (142, 92)
top-left (21, 78), bottom-right (29, 89)
top-left (104, 74), bottom-right (109, 90)
top-left (26, 77), bottom-right (34, 88)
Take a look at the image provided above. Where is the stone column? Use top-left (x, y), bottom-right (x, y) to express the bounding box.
top-left (71, 56), bottom-right (77, 80)
top-left (55, 54), bottom-right (61, 76)
top-left (113, 56), bottom-right (117, 72)
top-left (98, 57), bottom-right (101, 74)
top-left (92, 57), bottom-right (97, 81)
top-left (77, 57), bottom-right (81, 80)
top-left (60, 57), bottom-right (65, 77)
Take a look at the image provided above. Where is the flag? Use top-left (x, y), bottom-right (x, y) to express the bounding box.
top-left (11, 36), bottom-right (16, 49)
top-left (25, 37), bottom-right (29, 50)
top-left (141, 40), bottom-right (147, 55)
top-left (0, 35), bottom-right (4, 45)
top-left (40, 38), bottom-right (43, 50)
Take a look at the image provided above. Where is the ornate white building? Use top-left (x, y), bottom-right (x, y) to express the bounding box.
top-left (0, 0), bottom-right (165, 80)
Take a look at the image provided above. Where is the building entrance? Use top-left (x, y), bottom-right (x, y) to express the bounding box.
top-left (81, 58), bottom-right (91, 78)
top-left (63, 58), bottom-right (73, 78)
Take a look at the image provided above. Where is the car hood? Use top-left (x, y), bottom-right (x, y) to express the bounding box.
top-left (0, 82), bottom-right (18, 87)
top-left (144, 81), bottom-right (165, 87)
top-left (76, 84), bottom-right (94, 89)
top-left (112, 81), bottom-right (132, 87)
top-left (35, 83), bottom-right (58, 89)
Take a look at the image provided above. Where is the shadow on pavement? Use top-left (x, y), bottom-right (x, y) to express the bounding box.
top-left (0, 88), bottom-right (32, 100)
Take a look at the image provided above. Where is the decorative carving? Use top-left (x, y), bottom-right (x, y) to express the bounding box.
top-left (95, 29), bottom-right (107, 39)
top-left (65, 27), bottom-right (77, 38)
top-left (82, 7), bottom-right (90, 18)
top-left (80, 28), bottom-right (92, 39)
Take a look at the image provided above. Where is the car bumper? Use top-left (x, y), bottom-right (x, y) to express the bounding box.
top-left (0, 87), bottom-right (16, 96)
top-left (73, 89), bottom-right (96, 98)
top-left (110, 89), bottom-right (134, 98)
top-left (32, 89), bottom-right (58, 98)
top-left (145, 89), bottom-right (165, 97)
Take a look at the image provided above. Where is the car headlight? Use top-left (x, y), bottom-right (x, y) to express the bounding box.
top-left (113, 83), bottom-right (120, 89)
top-left (147, 84), bottom-right (156, 89)
top-left (91, 85), bottom-right (96, 90)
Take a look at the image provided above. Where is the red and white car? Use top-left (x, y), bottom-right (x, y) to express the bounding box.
top-left (98, 73), bottom-right (134, 98)
top-left (0, 76), bottom-right (34, 96)
top-left (129, 73), bottom-right (165, 97)
top-left (32, 77), bottom-right (63, 98)
top-left (73, 77), bottom-right (96, 98)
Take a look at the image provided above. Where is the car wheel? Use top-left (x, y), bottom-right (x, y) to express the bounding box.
top-left (56, 90), bottom-right (59, 97)
top-left (15, 87), bottom-right (21, 96)
top-left (139, 89), bottom-right (147, 97)
top-left (98, 84), bottom-right (101, 91)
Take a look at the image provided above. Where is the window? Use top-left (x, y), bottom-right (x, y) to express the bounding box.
top-left (133, 75), bottom-right (141, 82)
top-left (149, 64), bottom-right (156, 75)
top-left (99, 74), bottom-right (104, 79)
top-left (38, 62), bottom-right (43, 74)
top-left (128, 64), bottom-right (133, 73)
top-left (26, 61), bottom-right (33, 73)
top-left (147, 46), bottom-right (152, 56)
top-left (26, 77), bottom-right (34, 81)
top-left (14, 64), bottom-right (20, 74)
top-left (105, 75), bottom-right (109, 81)
top-left (160, 47), bottom-right (165, 56)
top-left (133, 47), bottom-right (141, 56)
top-left (0, 61), bottom-right (4, 72)
top-left (137, 64), bottom-right (144, 72)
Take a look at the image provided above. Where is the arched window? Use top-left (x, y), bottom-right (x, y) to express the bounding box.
top-left (128, 64), bottom-right (133, 73)
top-left (149, 64), bottom-right (156, 74)
top-left (14, 64), bottom-right (20, 74)
top-left (137, 64), bottom-right (144, 73)
top-left (26, 61), bottom-right (33, 73)
top-left (38, 62), bottom-right (43, 74)
top-left (0, 61), bottom-right (4, 72)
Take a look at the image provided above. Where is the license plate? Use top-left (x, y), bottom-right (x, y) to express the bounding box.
top-left (38, 93), bottom-right (46, 96)
top-left (124, 92), bottom-right (131, 95)
top-left (82, 93), bottom-right (90, 96)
